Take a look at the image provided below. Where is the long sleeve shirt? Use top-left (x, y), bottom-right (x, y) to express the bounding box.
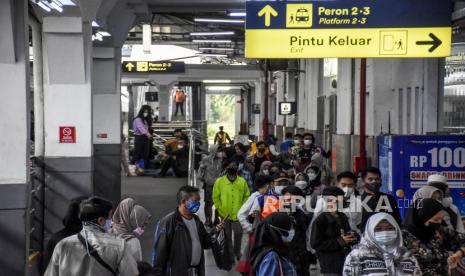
top-left (133, 117), bottom-right (149, 136)
top-left (45, 225), bottom-right (138, 276)
top-left (212, 175), bottom-right (250, 221)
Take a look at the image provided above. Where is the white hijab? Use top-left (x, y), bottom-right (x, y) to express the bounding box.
top-left (361, 213), bottom-right (405, 275)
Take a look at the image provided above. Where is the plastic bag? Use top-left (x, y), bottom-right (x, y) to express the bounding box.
top-left (235, 233), bottom-right (254, 274)
top-left (210, 228), bottom-right (233, 271)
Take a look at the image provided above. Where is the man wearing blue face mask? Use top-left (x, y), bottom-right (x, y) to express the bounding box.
top-left (45, 197), bottom-right (138, 276)
top-left (153, 186), bottom-right (224, 276)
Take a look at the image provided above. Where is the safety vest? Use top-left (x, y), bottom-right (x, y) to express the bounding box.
top-left (261, 195), bottom-right (280, 219)
top-left (216, 132), bottom-right (228, 144)
top-left (175, 90), bottom-right (185, 102)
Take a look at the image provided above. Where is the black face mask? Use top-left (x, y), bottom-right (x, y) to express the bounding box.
top-left (227, 168), bottom-right (238, 176)
top-left (426, 222), bottom-right (442, 231)
top-left (365, 182), bottom-right (381, 193)
top-left (258, 148), bottom-right (266, 154)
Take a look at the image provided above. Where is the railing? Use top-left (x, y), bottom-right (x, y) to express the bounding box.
top-left (27, 156), bottom-right (46, 272)
top-left (186, 121), bottom-right (208, 187)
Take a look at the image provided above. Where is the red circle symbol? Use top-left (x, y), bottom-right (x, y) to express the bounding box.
top-left (63, 128), bottom-right (72, 136)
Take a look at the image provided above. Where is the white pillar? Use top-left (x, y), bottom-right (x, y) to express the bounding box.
top-left (42, 17), bottom-right (94, 232)
top-left (0, 0), bottom-right (30, 274)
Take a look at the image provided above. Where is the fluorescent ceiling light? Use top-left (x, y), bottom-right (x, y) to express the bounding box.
top-left (50, 0), bottom-right (63, 12)
top-left (194, 18), bottom-right (244, 24)
top-left (197, 54), bottom-right (228, 57)
top-left (190, 31), bottom-right (235, 36)
top-left (92, 33), bottom-right (103, 41)
top-left (206, 86), bottom-right (235, 91)
top-left (143, 24), bottom-right (152, 54)
top-left (229, 12), bottom-right (246, 17)
top-left (57, 0), bottom-right (76, 5)
top-left (199, 47), bottom-right (234, 51)
top-left (203, 80), bottom-right (232, 83)
top-left (98, 31), bottom-right (111, 37)
top-left (192, 39), bottom-right (232, 43)
top-left (36, 1), bottom-right (52, 12)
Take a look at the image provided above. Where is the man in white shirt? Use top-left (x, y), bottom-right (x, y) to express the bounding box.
top-left (45, 197), bottom-right (138, 276)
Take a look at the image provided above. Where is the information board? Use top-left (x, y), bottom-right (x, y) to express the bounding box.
top-left (379, 136), bottom-right (465, 217)
top-left (122, 61), bottom-right (185, 73)
top-left (279, 102), bottom-right (296, 115)
top-left (246, 0), bottom-right (452, 58)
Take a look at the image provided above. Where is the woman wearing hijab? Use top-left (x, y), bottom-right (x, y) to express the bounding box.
top-left (343, 213), bottom-right (421, 275)
top-left (110, 198), bottom-right (152, 261)
top-left (281, 186), bottom-right (314, 276)
top-left (428, 174), bottom-right (465, 234)
top-left (250, 212), bottom-right (297, 276)
top-left (294, 172), bottom-right (312, 196)
top-left (402, 198), bottom-right (449, 275)
top-left (257, 161), bottom-right (273, 177)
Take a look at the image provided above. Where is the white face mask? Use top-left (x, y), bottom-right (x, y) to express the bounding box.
top-left (374, 230), bottom-right (397, 245)
top-left (274, 186), bottom-right (286, 195)
top-left (303, 139), bottom-right (312, 146)
top-left (132, 208), bottom-right (144, 236)
top-left (342, 187), bottom-right (354, 197)
top-left (295, 181), bottom-right (308, 190)
top-left (133, 227), bottom-right (145, 236)
top-left (282, 228), bottom-right (295, 243)
top-left (307, 172), bottom-right (317, 181)
top-left (177, 144), bottom-right (184, 149)
top-left (293, 140), bottom-right (301, 145)
top-left (263, 169), bottom-right (270, 176)
top-left (442, 197), bottom-right (453, 208)
top-left (143, 112), bottom-right (149, 117)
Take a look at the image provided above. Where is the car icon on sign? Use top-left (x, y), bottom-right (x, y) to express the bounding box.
top-left (296, 8), bottom-right (310, 22)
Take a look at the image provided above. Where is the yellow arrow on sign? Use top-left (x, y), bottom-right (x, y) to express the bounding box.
top-left (258, 5), bottom-right (278, 27)
top-left (125, 63), bottom-right (135, 72)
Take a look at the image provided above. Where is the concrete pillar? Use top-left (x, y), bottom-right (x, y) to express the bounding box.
top-left (42, 17), bottom-right (94, 234)
top-left (253, 80), bottom-right (263, 138)
top-left (336, 59), bottom-right (354, 135)
top-left (275, 72), bottom-right (285, 126)
top-left (158, 85), bottom-right (171, 122)
top-left (92, 47), bottom-right (122, 205)
top-left (304, 59), bottom-right (321, 131)
top-left (285, 61), bottom-right (297, 127)
top-left (0, 1), bottom-right (29, 275)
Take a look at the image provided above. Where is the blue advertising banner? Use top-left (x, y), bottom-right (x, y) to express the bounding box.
top-left (380, 135), bottom-right (465, 218)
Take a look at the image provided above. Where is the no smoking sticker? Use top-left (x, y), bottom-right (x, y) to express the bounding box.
top-left (59, 126), bottom-right (76, 143)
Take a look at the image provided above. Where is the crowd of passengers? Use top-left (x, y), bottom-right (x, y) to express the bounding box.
top-left (44, 127), bottom-right (465, 276)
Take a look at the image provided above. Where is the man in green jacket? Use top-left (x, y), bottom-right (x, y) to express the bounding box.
top-left (213, 162), bottom-right (250, 261)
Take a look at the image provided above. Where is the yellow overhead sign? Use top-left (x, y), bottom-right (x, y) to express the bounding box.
top-left (245, 1), bottom-right (452, 58)
top-left (246, 27), bottom-right (451, 58)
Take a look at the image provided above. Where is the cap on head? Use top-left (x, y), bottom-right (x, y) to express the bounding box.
top-left (427, 174), bottom-right (447, 184)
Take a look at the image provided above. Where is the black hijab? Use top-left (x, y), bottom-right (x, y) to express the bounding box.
top-left (250, 212), bottom-right (294, 273)
top-left (403, 198), bottom-right (444, 242)
top-left (63, 196), bottom-right (87, 232)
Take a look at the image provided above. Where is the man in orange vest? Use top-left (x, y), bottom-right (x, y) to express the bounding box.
top-left (174, 89), bottom-right (186, 117)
